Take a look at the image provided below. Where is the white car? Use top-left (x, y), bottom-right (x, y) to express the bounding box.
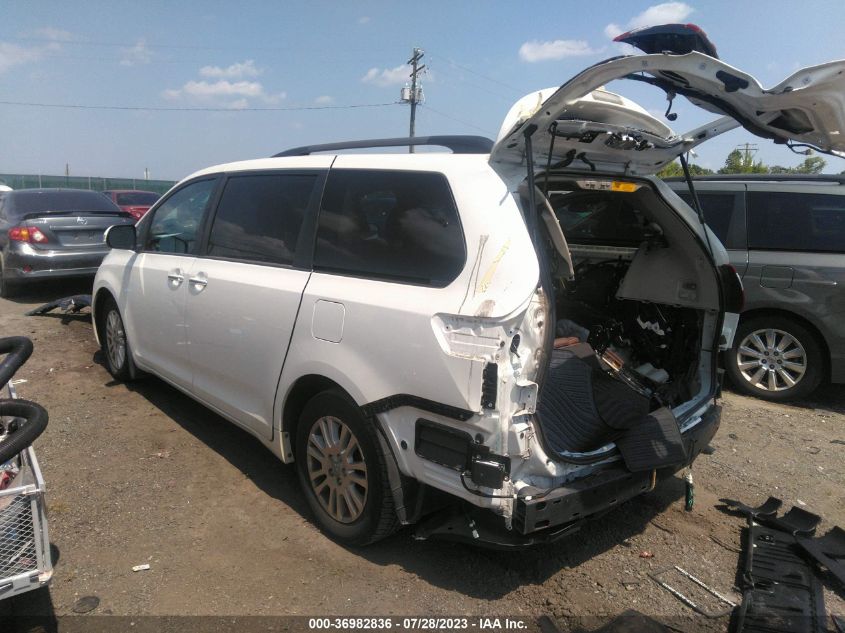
top-left (93, 30), bottom-right (845, 547)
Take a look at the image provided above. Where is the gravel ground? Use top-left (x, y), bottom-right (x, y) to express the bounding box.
top-left (0, 280), bottom-right (843, 631)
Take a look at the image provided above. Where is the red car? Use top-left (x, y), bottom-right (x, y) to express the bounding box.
top-left (101, 190), bottom-right (160, 221)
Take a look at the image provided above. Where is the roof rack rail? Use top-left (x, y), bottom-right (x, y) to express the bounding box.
top-left (663, 173), bottom-right (845, 184)
top-left (273, 135), bottom-right (494, 157)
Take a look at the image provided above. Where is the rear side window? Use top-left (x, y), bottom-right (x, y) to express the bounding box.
top-left (676, 192), bottom-right (737, 247)
top-left (747, 191), bottom-right (845, 253)
top-left (207, 174), bottom-right (316, 265)
top-left (314, 170), bottom-right (465, 286)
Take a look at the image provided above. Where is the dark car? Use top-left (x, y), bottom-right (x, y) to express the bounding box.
top-left (666, 174), bottom-right (845, 401)
top-left (0, 188), bottom-right (135, 297)
top-left (102, 190), bottom-right (160, 221)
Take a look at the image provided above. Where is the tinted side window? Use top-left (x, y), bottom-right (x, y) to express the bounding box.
top-left (207, 174), bottom-right (315, 265)
top-left (552, 193), bottom-right (646, 245)
top-left (676, 192), bottom-right (736, 247)
top-left (314, 170), bottom-right (464, 286)
top-left (747, 191), bottom-right (845, 253)
top-left (146, 179), bottom-right (216, 254)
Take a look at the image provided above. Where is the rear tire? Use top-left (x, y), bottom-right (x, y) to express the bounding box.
top-left (99, 296), bottom-right (137, 382)
top-left (726, 315), bottom-right (824, 402)
top-left (295, 389), bottom-right (397, 546)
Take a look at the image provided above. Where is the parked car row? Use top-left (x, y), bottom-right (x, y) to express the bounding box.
top-left (666, 175), bottom-right (845, 402)
top-left (0, 189), bottom-right (160, 298)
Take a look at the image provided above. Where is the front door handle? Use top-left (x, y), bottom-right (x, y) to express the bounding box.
top-left (189, 276), bottom-right (208, 288)
top-left (167, 269), bottom-right (184, 285)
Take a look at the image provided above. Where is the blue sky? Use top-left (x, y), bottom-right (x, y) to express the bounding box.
top-left (3, 0), bottom-right (845, 181)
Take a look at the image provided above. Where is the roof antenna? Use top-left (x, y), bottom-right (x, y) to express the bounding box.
top-left (664, 90), bottom-right (678, 122)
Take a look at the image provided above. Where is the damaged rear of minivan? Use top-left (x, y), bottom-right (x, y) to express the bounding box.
top-left (415, 31), bottom-right (845, 546)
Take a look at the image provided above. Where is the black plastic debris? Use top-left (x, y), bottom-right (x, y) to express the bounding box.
top-left (721, 498), bottom-right (832, 633)
top-left (25, 294), bottom-right (92, 316)
top-left (720, 496), bottom-right (782, 520)
top-left (797, 526), bottom-right (845, 587)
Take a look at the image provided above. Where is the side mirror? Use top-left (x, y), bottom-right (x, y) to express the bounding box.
top-left (105, 224), bottom-right (137, 250)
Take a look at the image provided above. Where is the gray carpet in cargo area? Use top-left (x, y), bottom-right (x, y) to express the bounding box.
top-left (536, 345), bottom-right (687, 471)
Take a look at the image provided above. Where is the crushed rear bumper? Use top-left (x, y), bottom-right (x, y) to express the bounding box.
top-left (514, 404), bottom-right (720, 535)
top-left (414, 404), bottom-right (720, 548)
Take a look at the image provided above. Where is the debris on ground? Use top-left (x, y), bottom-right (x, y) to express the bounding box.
top-left (72, 596), bottom-right (100, 614)
top-left (131, 564), bottom-right (151, 572)
top-left (25, 295), bottom-right (92, 317)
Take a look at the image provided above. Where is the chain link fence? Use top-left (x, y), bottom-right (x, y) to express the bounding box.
top-left (0, 174), bottom-right (175, 195)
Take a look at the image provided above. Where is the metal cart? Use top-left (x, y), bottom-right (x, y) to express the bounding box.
top-left (0, 349), bottom-right (52, 600)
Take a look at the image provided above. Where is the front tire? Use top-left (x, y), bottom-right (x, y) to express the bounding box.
top-left (295, 389), bottom-right (397, 546)
top-left (726, 315), bottom-right (824, 402)
top-left (99, 296), bottom-right (137, 381)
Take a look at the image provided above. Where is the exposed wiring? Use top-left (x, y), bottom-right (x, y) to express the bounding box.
top-left (459, 471), bottom-right (514, 499)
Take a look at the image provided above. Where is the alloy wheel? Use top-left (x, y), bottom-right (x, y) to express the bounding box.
top-left (736, 328), bottom-right (807, 392)
top-left (105, 310), bottom-right (127, 371)
top-left (305, 416), bottom-right (368, 523)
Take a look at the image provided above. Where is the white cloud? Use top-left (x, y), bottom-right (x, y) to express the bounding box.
top-left (519, 39), bottom-right (599, 62)
top-left (314, 95), bottom-right (334, 105)
top-left (605, 2), bottom-right (694, 41)
top-left (163, 78), bottom-right (284, 105)
top-left (0, 42), bottom-right (43, 74)
top-left (361, 64), bottom-right (410, 87)
top-left (199, 59), bottom-right (260, 79)
top-left (32, 27), bottom-right (75, 42)
top-left (120, 38), bottom-right (152, 66)
top-left (357, 16), bottom-right (371, 24)
top-left (0, 26), bottom-right (74, 74)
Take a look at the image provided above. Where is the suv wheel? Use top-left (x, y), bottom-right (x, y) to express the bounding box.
top-left (726, 315), bottom-right (823, 402)
top-left (295, 389), bottom-right (397, 546)
top-left (99, 296), bottom-right (138, 381)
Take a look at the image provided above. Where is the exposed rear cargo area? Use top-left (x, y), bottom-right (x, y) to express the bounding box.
top-left (532, 177), bottom-right (721, 466)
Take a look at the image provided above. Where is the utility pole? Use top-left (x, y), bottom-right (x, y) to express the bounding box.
top-left (736, 142), bottom-right (758, 162)
top-left (403, 48), bottom-right (425, 152)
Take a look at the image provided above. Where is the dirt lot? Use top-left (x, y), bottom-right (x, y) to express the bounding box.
top-left (1, 280), bottom-right (843, 630)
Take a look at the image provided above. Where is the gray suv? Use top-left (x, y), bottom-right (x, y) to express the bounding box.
top-left (667, 175), bottom-right (845, 401)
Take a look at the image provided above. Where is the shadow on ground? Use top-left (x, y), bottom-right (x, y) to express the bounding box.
top-left (4, 278), bottom-right (94, 306)
top-left (119, 373), bottom-right (685, 601)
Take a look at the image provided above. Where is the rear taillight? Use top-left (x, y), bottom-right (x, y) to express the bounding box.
top-left (718, 264), bottom-right (744, 313)
top-left (8, 226), bottom-right (48, 243)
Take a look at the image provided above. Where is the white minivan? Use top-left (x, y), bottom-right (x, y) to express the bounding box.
top-left (93, 28), bottom-right (845, 546)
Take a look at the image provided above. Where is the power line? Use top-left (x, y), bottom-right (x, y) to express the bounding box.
top-left (0, 100), bottom-right (399, 112)
top-left (421, 104), bottom-right (496, 136)
top-left (426, 50), bottom-right (521, 93)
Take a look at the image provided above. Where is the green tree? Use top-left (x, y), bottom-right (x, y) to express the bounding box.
top-left (718, 149), bottom-right (769, 174)
top-left (657, 160), bottom-right (714, 179)
top-left (770, 156), bottom-right (827, 174)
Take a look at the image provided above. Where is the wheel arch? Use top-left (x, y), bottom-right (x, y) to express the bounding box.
top-left (738, 307), bottom-right (831, 379)
top-left (280, 374), bottom-right (355, 463)
top-left (92, 287), bottom-right (116, 346)
top-left (280, 372), bottom-right (415, 527)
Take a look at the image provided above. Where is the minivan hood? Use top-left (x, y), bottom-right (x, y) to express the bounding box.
top-left (490, 51), bottom-right (845, 181)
